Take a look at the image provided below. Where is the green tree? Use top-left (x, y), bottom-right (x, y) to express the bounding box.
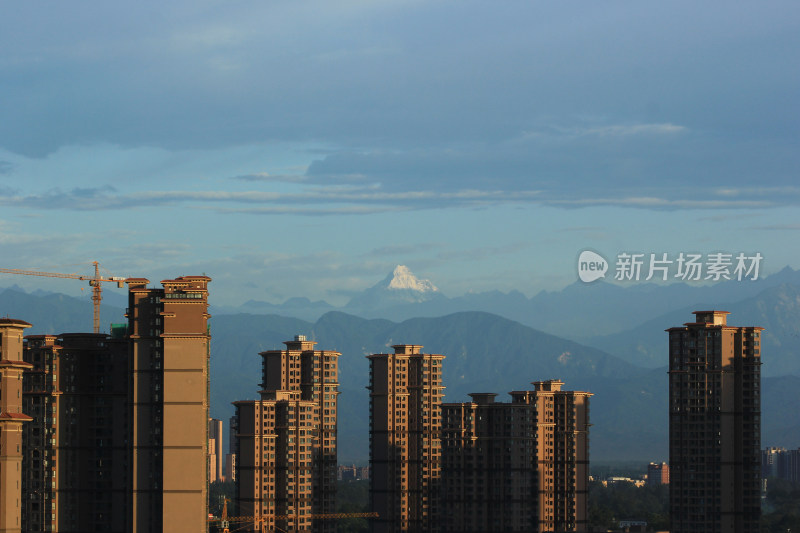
top-left (337, 480), bottom-right (369, 533)
top-left (761, 478), bottom-right (800, 533)
top-left (589, 480), bottom-right (669, 531)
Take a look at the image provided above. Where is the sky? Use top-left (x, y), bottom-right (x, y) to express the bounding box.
top-left (0, 1), bottom-right (798, 308)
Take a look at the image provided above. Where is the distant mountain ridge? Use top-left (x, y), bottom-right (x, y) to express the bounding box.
top-left (211, 265), bottom-right (800, 339)
top-left (208, 309), bottom-right (645, 462)
top-left (588, 283), bottom-right (800, 376)
top-left (3, 274), bottom-right (800, 464)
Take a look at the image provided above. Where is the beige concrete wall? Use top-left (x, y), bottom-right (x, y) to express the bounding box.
top-left (1, 321), bottom-right (32, 533)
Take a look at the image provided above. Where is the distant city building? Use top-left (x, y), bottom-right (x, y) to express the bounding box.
top-left (762, 447), bottom-right (800, 484)
top-left (368, 344), bottom-right (444, 533)
top-left (0, 319), bottom-right (33, 533)
top-left (646, 462), bottom-right (669, 485)
top-left (441, 380), bottom-right (592, 532)
top-left (602, 477), bottom-right (646, 488)
top-left (668, 311), bottom-right (762, 533)
top-left (339, 464), bottom-right (357, 481)
top-left (227, 414), bottom-right (238, 482)
top-left (617, 519), bottom-right (648, 531)
top-left (337, 464), bottom-right (369, 481)
top-left (235, 335), bottom-right (339, 533)
top-left (209, 418), bottom-right (224, 482)
top-left (225, 454), bottom-right (237, 483)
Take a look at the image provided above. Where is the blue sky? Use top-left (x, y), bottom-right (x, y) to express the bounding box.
top-left (0, 1), bottom-right (798, 307)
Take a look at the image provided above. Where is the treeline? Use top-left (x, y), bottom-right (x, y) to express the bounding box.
top-left (337, 479), bottom-right (370, 533)
top-left (589, 481), bottom-right (669, 531)
top-left (762, 478), bottom-right (800, 532)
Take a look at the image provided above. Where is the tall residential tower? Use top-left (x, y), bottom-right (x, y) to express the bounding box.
top-left (441, 380), bottom-right (592, 532)
top-left (235, 335), bottom-right (340, 533)
top-left (368, 344), bottom-right (444, 533)
top-left (668, 311), bottom-right (761, 533)
top-left (127, 276), bottom-right (212, 533)
top-left (22, 331), bottom-right (129, 532)
top-left (0, 319), bottom-right (33, 533)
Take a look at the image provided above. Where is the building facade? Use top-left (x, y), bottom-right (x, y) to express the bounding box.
top-left (440, 380), bottom-right (591, 533)
top-left (126, 275), bottom-right (212, 533)
top-left (762, 447), bottom-right (800, 484)
top-left (235, 335), bottom-right (340, 533)
top-left (647, 462), bottom-right (669, 486)
top-left (368, 344), bottom-right (444, 533)
top-left (226, 414), bottom-right (238, 483)
top-left (668, 310), bottom-right (761, 533)
top-left (22, 331), bottom-right (129, 532)
top-left (209, 418), bottom-right (223, 483)
top-left (20, 333), bottom-right (60, 533)
top-left (0, 319), bottom-right (33, 533)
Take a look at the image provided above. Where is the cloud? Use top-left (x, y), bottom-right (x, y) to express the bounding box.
top-left (361, 243), bottom-right (441, 257)
top-left (714, 186), bottom-right (800, 197)
top-left (0, 1), bottom-right (797, 212)
top-left (435, 243), bottom-right (532, 262)
top-left (0, 161), bottom-right (13, 174)
top-left (697, 213), bottom-right (764, 222)
top-left (212, 205), bottom-right (403, 216)
top-left (1, 1), bottom-right (797, 162)
top-left (0, 229), bottom-right (90, 274)
top-left (3, 176), bottom-right (799, 214)
top-left (231, 172), bottom-right (307, 183)
top-left (0, 185), bottom-right (545, 213)
top-left (753, 224), bottom-right (800, 231)
top-left (555, 123), bottom-right (687, 138)
top-left (548, 196), bottom-right (774, 210)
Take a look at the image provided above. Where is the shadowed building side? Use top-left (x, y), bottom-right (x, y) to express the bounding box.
top-left (440, 380), bottom-right (591, 533)
top-left (22, 332), bottom-right (129, 532)
top-left (668, 311), bottom-right (761, 533)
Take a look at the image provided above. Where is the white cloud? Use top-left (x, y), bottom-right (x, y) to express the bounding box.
top-left (574, 123), bottom-right (687, 137)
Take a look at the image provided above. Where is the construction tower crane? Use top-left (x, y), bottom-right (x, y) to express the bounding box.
top-left (208, 500), bottom-right (378, 533)
top-left (0, 261), bottom-right (126, 334)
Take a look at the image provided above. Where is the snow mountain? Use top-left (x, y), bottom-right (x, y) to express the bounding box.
top-left (345, 265), bottom-right (445, 312)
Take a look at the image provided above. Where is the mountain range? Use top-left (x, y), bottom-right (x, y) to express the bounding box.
top-left (225, 265), bottom-right (800, 341)
top-left (2, 265), bottom-right (799, 463)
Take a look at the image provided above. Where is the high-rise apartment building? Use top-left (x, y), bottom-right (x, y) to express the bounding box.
top-left (668, 311), bottom-right (762, 533)
top-left (22, 331), bottom-right (129, 532)
top-left (368, 344), bottom-right (444, 533)
top-left (226, 414), bottom-right (238, 483)
top-left (3, 275), bottom-right (209, 532)
top-left (0, 318), bottom-right (33, 533)
top-left (647, 462), bottom-right (669, 486)
top-left (209, 418), bottom-right (223, 482)
top-left (762, 447), bottom-right (800, 484)
top-left (440, 380), bottom-right (591, 533)
top-left (235, 335), bottom-right (339, 533)
top-left (126, 275), bottom-right (211, 533)
top-left (20, 333), bottom-right (60, 533)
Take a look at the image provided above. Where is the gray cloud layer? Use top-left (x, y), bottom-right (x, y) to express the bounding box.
top-left (1, 1), bottom-right (797, 207)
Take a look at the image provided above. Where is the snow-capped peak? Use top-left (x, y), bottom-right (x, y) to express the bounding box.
top-left (386, 265), bottom-right (439, 293)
